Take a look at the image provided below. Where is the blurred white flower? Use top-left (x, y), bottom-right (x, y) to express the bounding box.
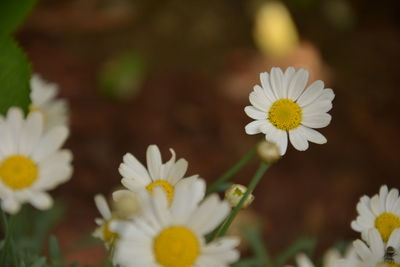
top-left (93, 194), bottom-right (120, 248)
top-left (119, 144), bottom-right (198, 204)
top-left (30, 74), bottom-right (68, 130)
top-left (351, 185), bottom-right (400, 242)
top-left (339, 228), bottom-right (400, 267)
top-left (293, 248), bottom-right (345, 267)
top-left (0, 107), bottom-right (72, 214)
top-left (244, 67), bottom-right (334, 155)
top-left (111, 178), bottom-right (240, 267)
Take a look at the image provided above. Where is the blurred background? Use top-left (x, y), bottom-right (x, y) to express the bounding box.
top-left (16, 0), bottom-right (400, 264)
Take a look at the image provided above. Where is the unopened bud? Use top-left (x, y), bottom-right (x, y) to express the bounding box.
top-left (225, 184), bottom-right (254, 208)
top-left (257, 140), bottom-right (281, 163)
top-left (112, 190), bottom-right (140, 219)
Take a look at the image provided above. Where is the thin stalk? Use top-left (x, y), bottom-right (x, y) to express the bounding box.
top-left (0, 209), bottom-right (18, 267)
top-left (206, 147), bottom-right (257, 195)
top-left (214, 162), bottom-right (270, 239)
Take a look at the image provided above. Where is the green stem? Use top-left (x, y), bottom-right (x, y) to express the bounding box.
top-left (214, 162), bottom-right (270, 239)
top-left (206, 147), bottom-right (257, 195)
top-left (0, 209), bottom-right (18, 267)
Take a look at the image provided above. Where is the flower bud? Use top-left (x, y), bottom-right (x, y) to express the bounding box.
top-left (257, 140), bottom-right (281, 163)
top-left (225, 184), bottom-right (254, 208)
top-left (112, 190), bottom-right (140, 219)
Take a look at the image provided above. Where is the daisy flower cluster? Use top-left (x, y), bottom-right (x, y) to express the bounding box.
top-left (336, 185), bottom-right (400, 267)
top-left (93, 145), bottom-right (240, 267)
top-left (0, 75), bottom-right (72, 214)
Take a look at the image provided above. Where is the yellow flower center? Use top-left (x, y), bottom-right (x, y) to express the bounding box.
top-left (0, 155), bottom-right (38, 190)
top-left (375, 213), bottom-right (400, 242)
top-left (146, 181), bottom-right (174, 204)
top-left (268, 98), bottom-right (302, 130)
top-left (102, 220), bottom-right (119, 246)
top-left (153, 226), bottom-right (200, 267)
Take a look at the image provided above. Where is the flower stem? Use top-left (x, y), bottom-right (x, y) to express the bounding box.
top-left (206, 146), bottom-right (257, 195)
top-left (0, 209), bottom-right (18, 267)
top-left (213, 162), bottom-right (270, 239)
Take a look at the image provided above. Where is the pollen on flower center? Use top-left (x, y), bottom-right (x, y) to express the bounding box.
top-left (153, 226), bottom-right (200, 267)
top-left (0, 155), bottom-right (38, 190)
top-left (374, 212), bottom-right (400, 242)
top-left (146, 181), bottom-right (174, 203)
top-left (268, 98), bottom-right (302, 131)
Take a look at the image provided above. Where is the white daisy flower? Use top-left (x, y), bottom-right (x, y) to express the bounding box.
top-left (119, 144), bottom-right (198, 204)
top-left (244, 67), bottom-right (334, 155)
top-left (93, 194), bottom-right (120, 248)
top-left (0, 107), bottom-right (72, 214)
top-left (111, 178), bottom-right (240, 267)
top-left (30, 74), bottom-right (68, 129)
top-left (338, 228), bottom-right (400, 267)
top-left (351, 185), bottom-right (400, 242)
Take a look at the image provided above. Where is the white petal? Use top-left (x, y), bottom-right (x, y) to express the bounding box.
top-left (95, 194), bottom-right (111, 219)
top-left (244, 106), bottom-right (267, 120)
top-left (295, 253), bottom-right (314, 267)
top-left (167, 158), bottom-right (188, 184)
top-left (170, 178), bottom-right (205, 224)
top-left (289, 129), bottom-right (309, 151)
top-left (189, 194), bottom-right (230, 235)
top-left (244, 120), bottom-right (267, 135)
top-left (297, 80), bottom-right (324, 107)
top-left (119, 153), bottom-right (151, 184)
top-left (368, 229), bottom-right (384, 258)
top-left (288, 68), bottom-right (309, 101)
top-left (146, 145), bottom-right (162, 181)
top-left (264, 122), bottom-right (288, 155)
top-left (387, 228), bottom-right (400, 248)
top-left (249, 91), bottom-right (271, 112)
top-left (270, 67), bottom-right (285, 99)
top-left (297, 126), bottom-right (327, 144)
top-left (302, 100), bottom-right (333, 115)
top-left (1, 197), bottom-right (21, 214)
top-left (32, 126), bottom-right (69, 162)
top-left (259, 72), bottom-right (276, 102)
top-left (19, 112), bottom-right (43, 155)
top-left (282, 67), bottom-right (296, 96)
top-left (302, 113), bottom-right (332, 129)
top-left (30, 192), bottom-right (53, 210)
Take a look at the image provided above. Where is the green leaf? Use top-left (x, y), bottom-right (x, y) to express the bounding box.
top-left (0, 0), bottom-right (37, 37)
top-left (0, 37), bottom-right (31, 115)
top-left (48, 235), bottom-right (61, 266)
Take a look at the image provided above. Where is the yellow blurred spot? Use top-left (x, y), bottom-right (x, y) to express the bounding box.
top-left (254, 2), bottom-right (299, 58)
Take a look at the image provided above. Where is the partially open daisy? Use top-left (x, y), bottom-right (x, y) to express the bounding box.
top-left (119, 145), bottom-right (198, 204)
top-left (351, 185), bottom-right (400, 242)
top-left (244, 67), bottom-right (334, 155)
top-left (111, 178), bottom-right (240, 267)
top-left (0, 107), bottom-right (72, 214)
top-left (339, 228), bottom-right (400, 267)
top-left (30, 74), bottom-right (68, 129)
top-left (93, 194), bottom-right (120, 248)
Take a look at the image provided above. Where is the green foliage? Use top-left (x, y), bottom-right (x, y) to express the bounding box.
top-left (0, 37), bottom-right (31, 115)
top-left (0, 202), bottom-right (71, 266)
top-left (98, 52), bottom-right (147, 99)
top-left (0, 0), bottom-right (37, 37)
